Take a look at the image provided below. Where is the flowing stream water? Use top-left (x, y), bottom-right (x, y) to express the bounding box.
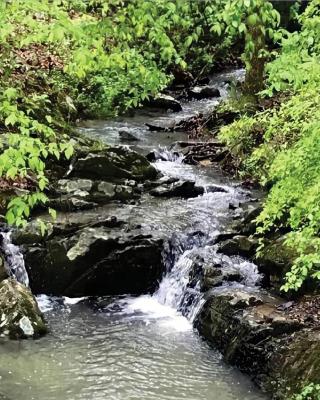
top-left (0, 70), bottom-right (268, 400)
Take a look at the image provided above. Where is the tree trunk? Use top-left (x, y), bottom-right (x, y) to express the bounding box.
top-left (243, 25), bottom-right (266, 95)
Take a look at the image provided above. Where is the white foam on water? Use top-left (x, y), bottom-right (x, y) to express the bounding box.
top-left (64, 296), bottom-right (87, 305)
top-left (36, 294), bottom-right (58, 312)
top-left (36, 294), bottom-right (87, 313)
top-left (123, 295), bottom-right (192, 332)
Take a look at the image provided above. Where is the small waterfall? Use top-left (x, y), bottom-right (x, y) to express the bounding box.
top-left (155, 247), bottom-right (203, 322)
top-left (152, 146), bottom-right (183, 162)
top-left (0, 231), bottom-right (29, 287)
top-left (153, 236), bottom-right (261, 323)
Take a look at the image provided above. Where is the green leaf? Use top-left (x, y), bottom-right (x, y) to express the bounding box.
top-left (48, 208), bottom-right (57, 220)
top-left (6, 210), bottom-right (15, 225)
top-left (64, 145), bottom-right (73, 160)
top-left (45, 115), bottom-right (52, 124)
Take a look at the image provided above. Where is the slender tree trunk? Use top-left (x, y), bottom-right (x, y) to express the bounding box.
top-left (243, 25), bottom-right (266, 95)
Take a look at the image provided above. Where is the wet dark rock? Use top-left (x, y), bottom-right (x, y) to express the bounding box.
top-left (70, 146), bottom-right (158, 182)
top-left (188, 86), bottom-right (220, 100)
top-left (147, 94), bottom-right (182, 112)
top-left (172, 142), bottom-right (229, 166)
top-left (196, 287), bottom-right (312, 398)
top-left (269, 329), bottom-right (320, 398)
top-left (206, 185), bottom-right (228, 194)
top-left (91, 182), bottom-right (136, 203)
top-left (48, 196), bottom-right (98, 212)
top-left (186, 248), bottom-right (251, 293)
top-left (213, 230), bottom-right (240, 245)
top-left (171, 68), bottom-right (194, 87)
top-left (146, 114), bottom-right (204, 134)
top-left (12, 215), bottom-right (125, 248)
top-left (50, 178), bottom-right (140, 210)
top-left (57, 178), bottom-right (93, 194)
top-left (241, 203), bottom-right (263, 235)
top-left (200, 267), bottom-right (224, 291)
top-left (0, 254), bottom-right (9, 282)
top-left (144, 176), bottom-right (179, 190)
top-left (11, 221), bottom-right (52, 246)
top-left (24, 226), bottom-right (165, 297)
top-left (197, 77), bottom-right (210, 85)
top-left (229, 201), bottom-right (240, 210)
top-left (146, 150), bottom-right (180, 162)
top-left (201, 267), bottom-right (243, 292)
top-left (0, 278), bottom-right (47, 339)
top-left (150, 180), bottom-right (204, 199)
top-left (206, 109), bottom-right (240, 130)
top-left (145, 123), bottom-right (168, 132)
top-left (118, 129), bottom-right (139, 142)
top-left (218, 235), bottom-right (259, 257)
top-left (188, 256), bottom-right (204, 288)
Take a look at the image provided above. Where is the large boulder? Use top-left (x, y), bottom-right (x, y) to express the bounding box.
top-left (24, 225), bottom-right (165, 297)
top-left (70, 146), bottom-right (158, 182)
top-left (0, 279), bottom-right (47, 339)
top-left (196, 287), bottom-right (319, 399)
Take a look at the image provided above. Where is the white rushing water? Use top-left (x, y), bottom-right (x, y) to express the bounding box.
top-left (123, 238), bottom-right (261, 333)
top-left (0, 231), bottom-right (29, 287)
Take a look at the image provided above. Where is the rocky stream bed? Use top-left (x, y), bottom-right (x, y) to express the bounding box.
top-left (0, 69), bottom-right (319, 400)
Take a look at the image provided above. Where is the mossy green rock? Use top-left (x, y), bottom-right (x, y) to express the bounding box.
top-left (0, 279), bottom-right (47, 339)
top-left (256, 235), bottom-right (298, 289)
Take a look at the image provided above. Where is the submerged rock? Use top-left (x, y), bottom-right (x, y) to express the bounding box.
top-left (0, 279), bottom-right (47, 339)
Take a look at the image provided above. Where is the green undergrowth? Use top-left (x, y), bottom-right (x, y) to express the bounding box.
top-left (0, 0), bottom-right (242, 228)
top-left (218, 0), bottom-right (320, 291)
top-left (0, 0), bottom-right (283, 228)
top-left (291, 383), bottom-right (320, 400)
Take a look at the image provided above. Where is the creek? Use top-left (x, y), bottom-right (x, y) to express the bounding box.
top-left (0, 69), bottom-right (268, 400)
